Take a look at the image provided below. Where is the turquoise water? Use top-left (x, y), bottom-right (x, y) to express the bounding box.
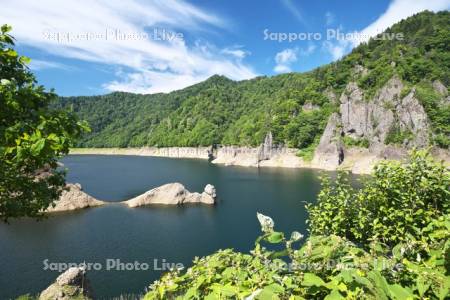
top-left (0, 155), bottom-right (334, 299)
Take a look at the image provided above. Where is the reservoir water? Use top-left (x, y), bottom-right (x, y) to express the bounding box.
top-left (0, 155), bottom-right (334, 299)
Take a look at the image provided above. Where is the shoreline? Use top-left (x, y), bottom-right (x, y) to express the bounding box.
top-left (69, 147), bottom-right (386, 174)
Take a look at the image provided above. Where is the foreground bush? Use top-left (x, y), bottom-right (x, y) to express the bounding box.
top-left (308, 150), bottom-right (449, 248)
top-left (144, 151), bottom-right (449, 299)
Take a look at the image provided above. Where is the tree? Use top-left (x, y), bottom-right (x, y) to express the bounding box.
top-left (0, 25), bottom-right (89, 222)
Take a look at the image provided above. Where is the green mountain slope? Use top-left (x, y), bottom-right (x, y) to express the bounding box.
top-left (57, 10), bottom-right (450, 149)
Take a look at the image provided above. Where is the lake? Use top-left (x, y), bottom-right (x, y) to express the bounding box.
top-left (0, 155), bottom-right (335, 299)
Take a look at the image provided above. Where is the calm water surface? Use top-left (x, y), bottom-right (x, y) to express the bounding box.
top-left (0, 155), bottom-right (343, 299)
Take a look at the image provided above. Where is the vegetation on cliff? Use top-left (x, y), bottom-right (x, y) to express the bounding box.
top-left (144, 150), bottom-right (450, 299)
top-left (57, 11), bottom-right (449, 150)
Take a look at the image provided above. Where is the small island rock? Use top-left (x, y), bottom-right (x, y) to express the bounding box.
top-left (39, 267), bottom-right (93, 300)
top-left (123, 183), bottom-right (216, 207)
top-left (46, 183), bottom-right (105, 213)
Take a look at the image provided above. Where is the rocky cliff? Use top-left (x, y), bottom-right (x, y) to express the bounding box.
top-left (312, 76), bottom-right (449, 171)
top-left (68, 78), bottom-right (449, 174)
top-left (211, 76), bottom-right (449, 172)
top-left (337, 76), bottom-right (430, 147)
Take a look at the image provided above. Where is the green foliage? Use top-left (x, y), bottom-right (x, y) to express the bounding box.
top-left (415, 82), bottom-right (450, 149)
top-left (342, 136), bottom-right (370, 148)
top-left (307, 150), bottom-right (449, 248)
top-left (399, 86), bottom-right (412, 99)
top-left (144, 215), bottom-right (449, 299)
top-left (15, 295), bottom-right (37, 300)
top-left (0, 25), bottom-right (88, 221)
top-left (384, 125), bottom-right (413, 145)
top-left (296, 137), bottom-right (320, 162)
top-left (144, 150), bottom-right (449, 299)
top-left (58, 73), bottom-right (333, 149)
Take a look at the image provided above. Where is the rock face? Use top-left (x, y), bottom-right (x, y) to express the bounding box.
top-left (340, 82), bottom-right (368, 139)
top-left (433, 80), bottom-right (450, 106)
top-left (39, 267), bottom-right (93, 300)
top-left (324, 87), bottom-right (337, 104)
top-left (433, 80), bottom-right (448, 96)
top-left (313, 76), bottom-right (433, 169)
top-left (302, 102), bottom-right (320, 111)
top-left (312, 113), bottom-right (344, 169)
top-left (337, 76), bottom-right (430, 147)
top-left (46, 184), bottom-right (104, 213)
top-left (396, 89), bottom-right (430, 147)
top-left (258, 132), bottom-right (274, 161)
top-left (212, 132), bottom-right (305, 168)
top-left (123, 183), bottom-right (216, 207)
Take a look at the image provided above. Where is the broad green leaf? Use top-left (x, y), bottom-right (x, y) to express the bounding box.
top-left (302, 273), bottom-right (326, 287)
top-left (266, 232), bottom-right (284, 244)
top-left (388, 284), bottom-right (415, 300)
top-left (30, 138), bottom-right (46, 156)
top-left (324, 290), bottom-right (345, 300)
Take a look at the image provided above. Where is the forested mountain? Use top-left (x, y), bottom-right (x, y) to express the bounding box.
top-left (57, 11), bottom-right (449, 150)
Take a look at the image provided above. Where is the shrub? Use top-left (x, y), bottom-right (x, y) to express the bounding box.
top-left (144, 212), bottom-right (450, 299)
top-left (342, 136), bottom-right (370, 148)
top-left (307, 150), bottom-right (449, 248)
top-left (384, 125), bottom-right (413, 145)
top-left (144, 150), bottom-right (450, 300)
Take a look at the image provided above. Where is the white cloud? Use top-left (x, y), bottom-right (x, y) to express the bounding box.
top-left (28, 59), bottom-right (75, 71)
top-left (356, 0), bottom-right (450, 45)
top-left (325, 12), bottom-right (335, 25)
top-left (275, 49), bottom-right (298, 65)
top-left (280, 0), bottom-right (307, 26)
top-left (273, 45), bottom-right (316, 73)
top-left (323, 0), bottom-right (450, 61)
top-left (299, 44), bottom-right (316, 56)
top-left (273, 64), bottom-right (292, 73)
top-left (0, 0), bottom-right (256, 93)
top-left (322, 40), bottom-right (351, 61)
top-left (221, 46), bottom-right (251, 60)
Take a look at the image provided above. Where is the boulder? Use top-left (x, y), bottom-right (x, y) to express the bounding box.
top-left (433, 80), bottom-right (448, 96)
top-left (46, 184), bottom-right (104, 213)
top-left (204, 184), bottom-right (217, 198)
top-left (123, 183), bottom-right (216, 207)
top-left (353, 64), bottom-right (368, 77)
top-left (302, 102), bottom-right (320, 111)
top-left (39, 267), bottom-right (93, 300)
top-left (324, 87), bottom-right (337, 104)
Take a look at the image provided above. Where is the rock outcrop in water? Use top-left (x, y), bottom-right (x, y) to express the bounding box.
top-left (123, 183), bottom-right (217, 207)
top-left (46, 183), bottom-right (105, 213)
top-left (46, 183), bottom-right (217, 212)
top-left (39, 267), bottom-right (93, 300)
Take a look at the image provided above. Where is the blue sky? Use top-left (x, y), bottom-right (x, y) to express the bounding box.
top-left (1, 0), bottom-right (449, 96)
